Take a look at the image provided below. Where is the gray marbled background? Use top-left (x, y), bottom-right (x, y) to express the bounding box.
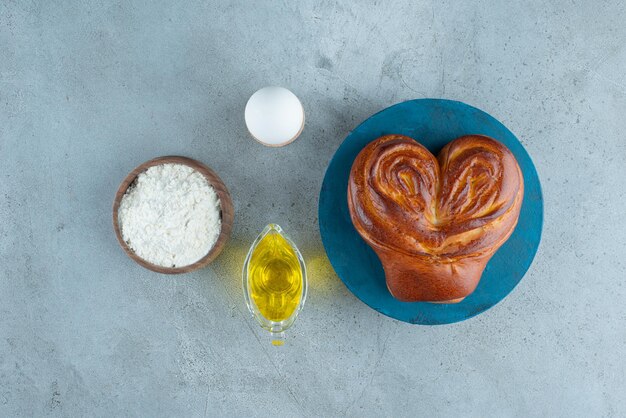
top-left (1, 0), bottom-right (625, 416)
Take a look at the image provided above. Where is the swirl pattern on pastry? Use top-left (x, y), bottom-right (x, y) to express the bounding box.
top-left (348, 134), bottom-right (523, 302)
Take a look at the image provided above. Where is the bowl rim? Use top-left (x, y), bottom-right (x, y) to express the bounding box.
top-left (112, 156), bottom-right (234, 274)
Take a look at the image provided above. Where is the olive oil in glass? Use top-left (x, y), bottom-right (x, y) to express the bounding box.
top-left (243, 224), bottom-right (307, 346)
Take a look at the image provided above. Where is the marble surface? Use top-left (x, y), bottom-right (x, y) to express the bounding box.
top-left (1, 1), bottom-right (625, 416)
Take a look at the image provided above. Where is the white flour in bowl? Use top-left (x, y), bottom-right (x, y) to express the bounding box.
top-left (118, 163), bottom-right (221, 268)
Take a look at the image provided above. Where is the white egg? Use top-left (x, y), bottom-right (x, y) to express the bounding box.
top-left (245, 86), bottom-right (305, 147)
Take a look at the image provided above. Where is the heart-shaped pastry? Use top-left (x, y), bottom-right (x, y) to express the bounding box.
top-left (348, 134), bottom-right (524, 303)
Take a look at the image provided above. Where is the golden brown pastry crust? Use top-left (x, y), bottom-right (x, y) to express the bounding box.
top-left (348, 134), bottom-right (523, 302)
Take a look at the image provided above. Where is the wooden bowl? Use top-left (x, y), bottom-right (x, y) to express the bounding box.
top-left (112, 156), bottom-right (234, 274)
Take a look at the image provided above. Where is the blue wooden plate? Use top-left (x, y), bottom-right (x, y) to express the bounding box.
top-left (319, 99), bottom-right (543, 325)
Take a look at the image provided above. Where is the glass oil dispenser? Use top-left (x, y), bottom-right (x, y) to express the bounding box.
top-left (243, 224), bottom-right (307, 346)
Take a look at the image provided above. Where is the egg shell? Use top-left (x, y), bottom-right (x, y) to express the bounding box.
top-left (244, 86), bottom-right (305, 147)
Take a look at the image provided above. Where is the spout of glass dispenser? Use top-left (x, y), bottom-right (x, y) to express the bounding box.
top-left (270, 326), bottom-right (286, 346)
